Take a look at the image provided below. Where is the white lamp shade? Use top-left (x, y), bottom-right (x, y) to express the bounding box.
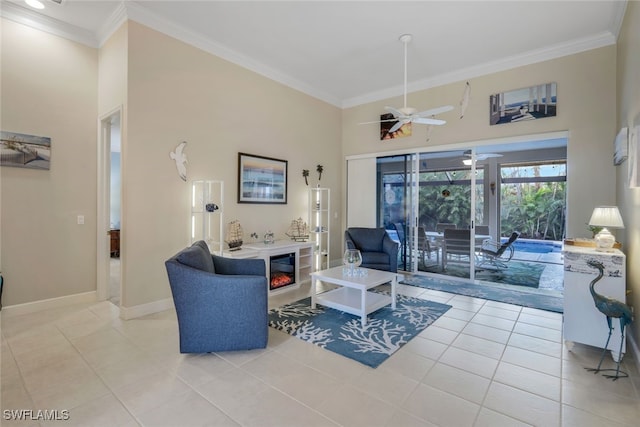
top-left (588, 206), bottom-right (624, 229)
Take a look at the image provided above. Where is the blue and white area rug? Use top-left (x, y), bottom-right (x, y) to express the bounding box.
top-left (268, 293), bottom-right (451, 368)
top-left (402, 275), bottom-right (563, 313)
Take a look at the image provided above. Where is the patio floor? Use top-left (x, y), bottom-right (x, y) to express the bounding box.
top-left (412, 247), bottom-right (564, 296)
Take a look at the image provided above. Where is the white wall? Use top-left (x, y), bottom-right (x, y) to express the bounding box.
top-left (615, 0), bottom-right (640, 353)
top-left (122, 22), bottom-right (343, 307)
top-left (1, 19), bottom-right (99, 305)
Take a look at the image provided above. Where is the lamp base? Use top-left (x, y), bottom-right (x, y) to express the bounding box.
top-left (594, 228), bottom-right (616, 252)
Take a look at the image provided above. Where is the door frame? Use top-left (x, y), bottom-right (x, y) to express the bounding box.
top-left (97, 107), bottom-right (122, 302)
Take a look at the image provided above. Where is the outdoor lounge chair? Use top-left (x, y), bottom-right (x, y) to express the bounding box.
top-left (477, 232), bottom-right (520, 270)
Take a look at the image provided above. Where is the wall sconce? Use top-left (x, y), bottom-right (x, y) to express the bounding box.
top-left (490, 182), bottom-right (496, 195)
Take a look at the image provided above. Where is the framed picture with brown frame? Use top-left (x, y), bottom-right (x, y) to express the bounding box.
top-left (237, 152), bottom-right (288, 204)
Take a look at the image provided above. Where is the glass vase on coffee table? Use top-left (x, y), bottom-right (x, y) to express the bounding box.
top-left (343, 249), bottom-right (363, 276)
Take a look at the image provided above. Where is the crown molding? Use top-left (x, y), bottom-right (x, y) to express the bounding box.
top-left (123, 2), bottom-right (342, 107)
top-left (342, 30), bottom-right (616, 109)
top-left (96, 1), bottom-right (127, 45)
top-left (1, 0), bottom-right (623, 110)
top-left (0, 1), bottom-right (99, 47)
top-left (611, 0), bottom-right (628, 40)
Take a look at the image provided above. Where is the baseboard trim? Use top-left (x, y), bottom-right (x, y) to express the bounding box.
top-left (1, 291), bottom-right (97, 317)
top-left (119, 297), bottom-right (174, 320)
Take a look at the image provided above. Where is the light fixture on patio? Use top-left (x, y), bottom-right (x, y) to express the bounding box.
top-left (588, 206), bottom-right (624, 251)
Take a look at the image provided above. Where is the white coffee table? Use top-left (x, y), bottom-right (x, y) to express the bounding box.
top-left (310, 266), bottom-right (398, 326)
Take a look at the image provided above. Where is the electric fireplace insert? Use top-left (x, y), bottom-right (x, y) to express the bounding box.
top-left (269, 252), bottom-right (296, 291)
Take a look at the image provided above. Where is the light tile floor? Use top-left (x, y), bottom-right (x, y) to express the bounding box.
top-left (2, 281), bottom-right (639, 426)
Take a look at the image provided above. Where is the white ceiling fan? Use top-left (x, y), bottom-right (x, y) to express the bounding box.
top-left (462, 150), bottom-right (503, 165)
top-left (361, 34), bottom-right (454, 133)
top-left (463, 150), bottom-right (503, 161)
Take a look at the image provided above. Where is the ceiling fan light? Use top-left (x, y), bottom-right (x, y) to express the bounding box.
top-left (25, 0), bottom-right (45, 9)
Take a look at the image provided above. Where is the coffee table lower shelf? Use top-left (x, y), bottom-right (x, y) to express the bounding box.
top-left (315, 287), bottom-right (391, 323)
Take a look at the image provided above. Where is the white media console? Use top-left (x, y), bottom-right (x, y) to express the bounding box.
top-left (223, 240), bottom-right (313, 295)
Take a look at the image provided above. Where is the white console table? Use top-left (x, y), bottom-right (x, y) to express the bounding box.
top-left (223, 240), bottom-right (313, 295)
top-left (563, 245), bottom-right (626, 361)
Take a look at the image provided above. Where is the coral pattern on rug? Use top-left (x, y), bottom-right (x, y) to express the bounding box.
top-left (268, 293), bottom-right (451, 368)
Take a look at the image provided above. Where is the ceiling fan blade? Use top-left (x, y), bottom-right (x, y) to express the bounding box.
top-left (413, 117), bottom-right (446, 126)
top-left (384, 106), bottom-right (405, 118)
top-left (388, 119), bottom-right (408, 133)
top-left (415, 105), bottom-right (454, 118)
top-left (358, 119), bottom-right (399, 125)
top-left (475, 153), bottom-right (503, 161)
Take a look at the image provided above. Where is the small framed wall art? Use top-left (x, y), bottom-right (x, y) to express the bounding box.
top-left (237, 152), bottom-right (288, 204)
top-left (0, 131), bottom-right (51, 170)
top-left (380, 113), bottom-right (412, 140)
top-left (489, 82), bottom-right (557, 126)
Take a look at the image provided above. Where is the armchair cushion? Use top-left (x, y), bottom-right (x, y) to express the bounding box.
top-left (176, 240), bottom-right (215, 273)
top-left (212, 254), bottom-right (265, 276)
top-left (345, 227), bottom-right (387, 252)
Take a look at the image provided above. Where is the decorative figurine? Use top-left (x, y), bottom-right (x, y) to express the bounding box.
top-left (225, 220), bottom-right (243, 251)
top-left (169, 141), bottom-right (188, 181)
top-left (584, 260), bottom-right (633, 380)
top-left (285, 218), bottom-right (309, 242)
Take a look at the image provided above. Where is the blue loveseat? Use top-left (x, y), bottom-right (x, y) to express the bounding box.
top-left (165, 240), bottom-right (268, 353)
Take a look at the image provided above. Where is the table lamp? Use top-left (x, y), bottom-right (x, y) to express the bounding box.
top-left (588, 206), bottom-right (624, 251)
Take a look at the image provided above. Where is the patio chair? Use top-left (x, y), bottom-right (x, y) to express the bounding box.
top-left (436, 223), bottom-right (457, 233)
top-left (418, 226), bottom-right (440, 266)
top-left (477, 232), bottom-right (520, 270)
top-left (442, 229), bottom-right (473, 269)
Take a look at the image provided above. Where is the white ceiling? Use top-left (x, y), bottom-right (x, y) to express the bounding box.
top-left (1, 0), bottom-right (628, 108)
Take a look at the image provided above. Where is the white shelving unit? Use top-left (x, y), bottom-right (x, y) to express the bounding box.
top-left (309, 187), bottom-right (330, 271)
top-left (191, 180), bottom-right (224, 255)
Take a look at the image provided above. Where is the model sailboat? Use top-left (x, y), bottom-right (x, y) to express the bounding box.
top-left (285, 217), bottom-right (309, 242)
top-left (225, 220), bottom-right (244, 251)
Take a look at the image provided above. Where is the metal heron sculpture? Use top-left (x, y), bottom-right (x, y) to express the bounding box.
top-left (584, 260), bottom-right (633, 380)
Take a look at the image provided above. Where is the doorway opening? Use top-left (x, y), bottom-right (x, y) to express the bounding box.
top-left (97, 108), bottom-right (122, 306)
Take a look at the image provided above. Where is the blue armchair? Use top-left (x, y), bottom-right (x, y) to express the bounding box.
top-left (345, 227), bottom-right (399, 273)
top-left (165, 240), bottom-right (268, 353)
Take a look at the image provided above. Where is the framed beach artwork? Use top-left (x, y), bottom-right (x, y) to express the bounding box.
top-left (489, 82), bottom-right (557, 126)
top-left (238, 152), bottom-right (288, 204)
top-left (0, 131), bottom-right (51, 170)
top-left (380, 113), bottom-right (412, 140)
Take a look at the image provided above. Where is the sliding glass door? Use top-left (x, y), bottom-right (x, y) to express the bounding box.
top-left (372, 136), bottom-right (568, 291)
top-left (378, 154), bottom-right (418, 272)
top-left (378, 150), bottom-right (477, 278)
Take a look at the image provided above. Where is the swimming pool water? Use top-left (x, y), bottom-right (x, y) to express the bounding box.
top-left (503, 239), bottom-right (562, 254)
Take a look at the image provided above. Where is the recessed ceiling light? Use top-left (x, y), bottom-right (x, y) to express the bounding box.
top-left (25, 0), bottom-right (45, 10)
